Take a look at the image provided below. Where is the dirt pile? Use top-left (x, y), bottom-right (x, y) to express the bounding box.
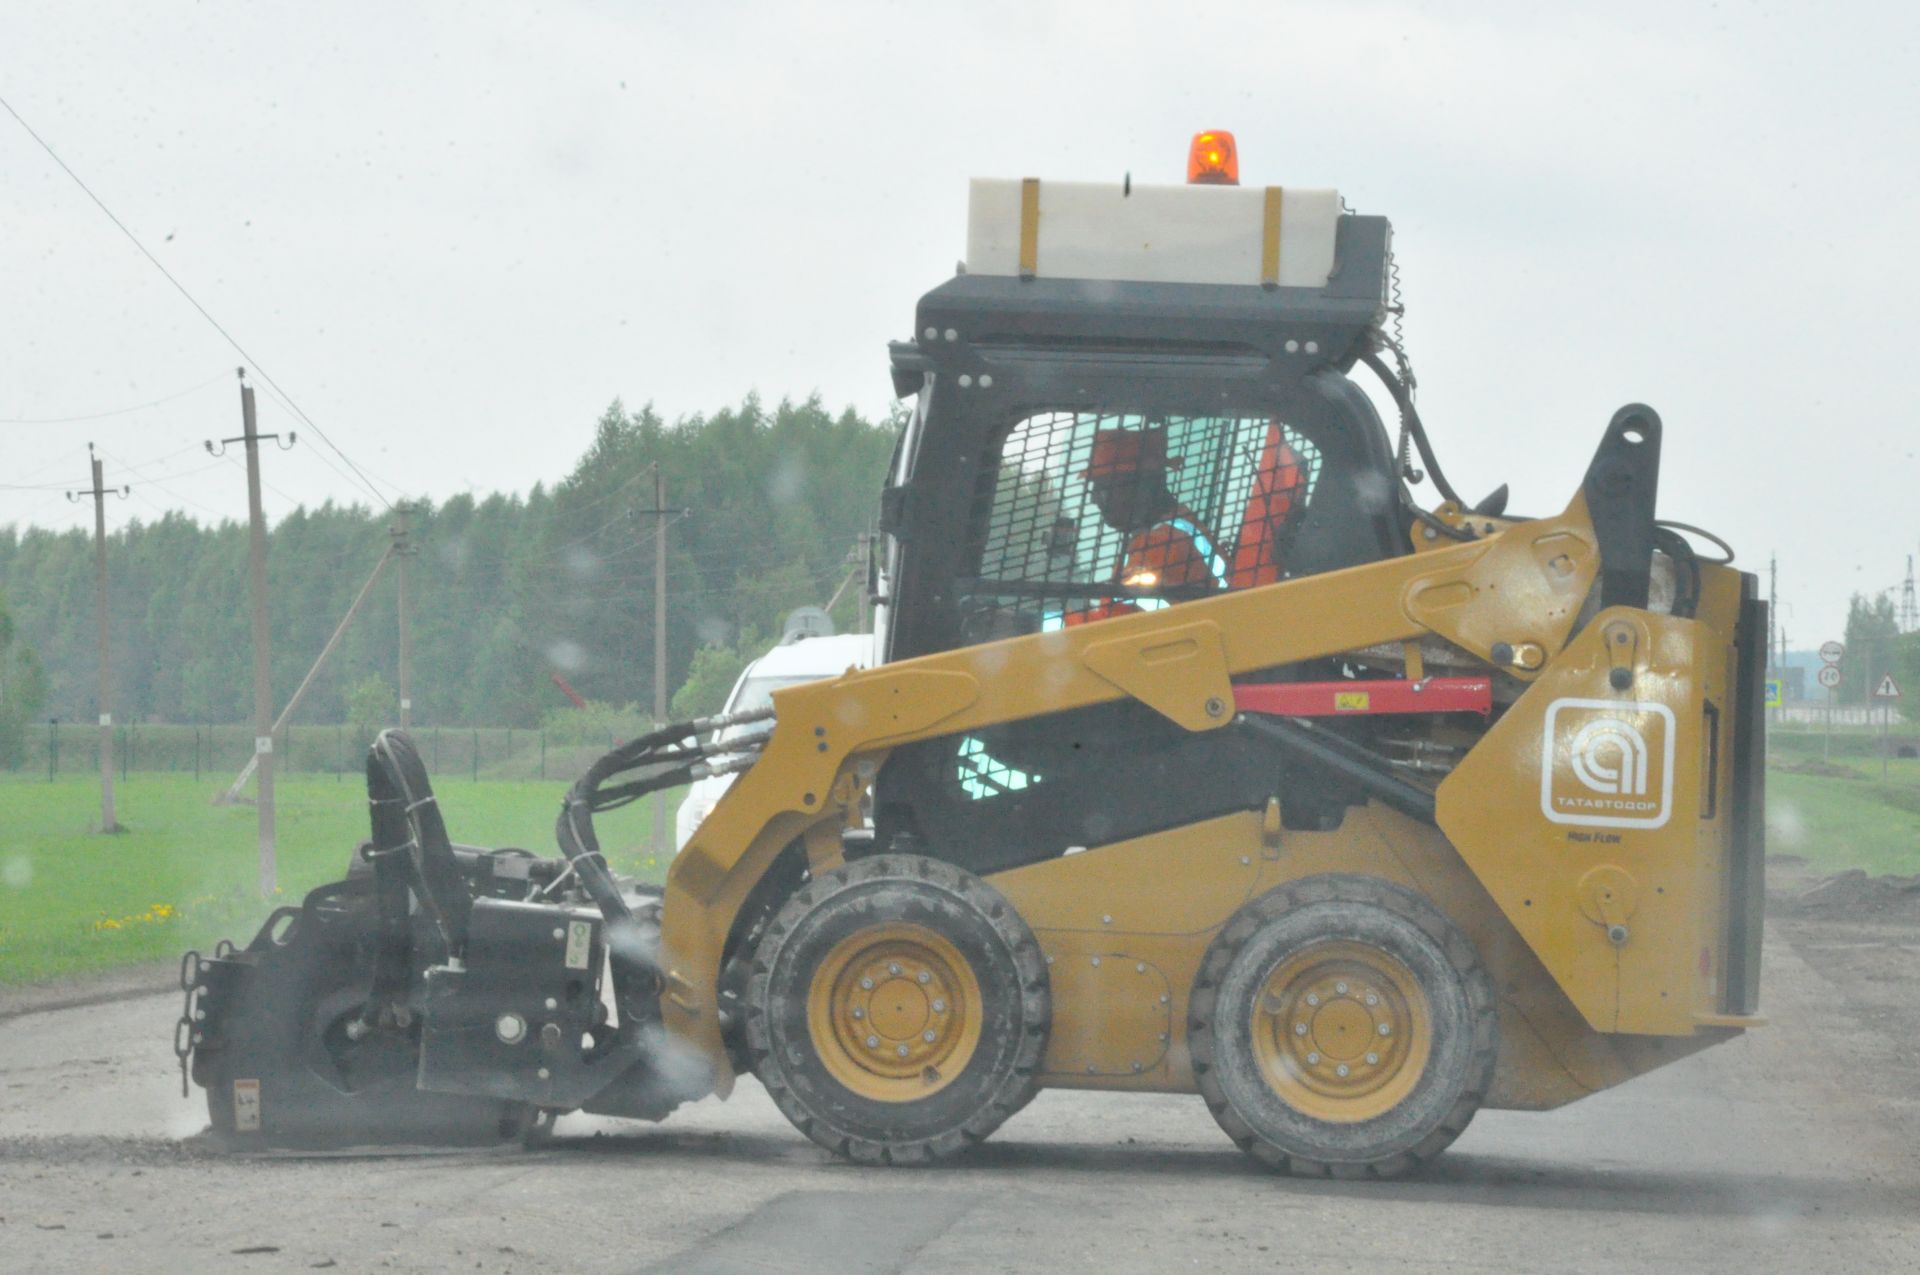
top-left (1784, 868), bottom-right (1920, 919)
top-left (1769, 759), bottom-right (1861, 779)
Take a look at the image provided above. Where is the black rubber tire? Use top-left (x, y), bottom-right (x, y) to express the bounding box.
top-left (1189, 874), bottom-right (1497, 1179)
top-left (743, 854), bottom-right (1049, 1165)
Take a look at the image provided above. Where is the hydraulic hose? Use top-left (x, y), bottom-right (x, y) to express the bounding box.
top-left (551, 707), bottom-right (779, 925)
top-left (546, 709), bottom-right (768, 1028)
top-left (1358, 348), bottom-right (1465, 510)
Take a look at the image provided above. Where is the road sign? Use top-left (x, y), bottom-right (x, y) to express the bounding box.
top-left (1817, 664), bottom-right (1842, 691)
top-left (1874, 673), bottom-right (1903, 700)
top-left (1764, 678), bottom-right (1784, 708)
top-left (1819, 640), bottom-right (1845, 664)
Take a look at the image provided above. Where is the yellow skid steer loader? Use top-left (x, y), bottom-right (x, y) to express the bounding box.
top-left (177, 135), bottom-right (1765, 1178)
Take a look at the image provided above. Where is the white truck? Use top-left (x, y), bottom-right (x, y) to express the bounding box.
top-left (672, 629), bottom-right (873, 850)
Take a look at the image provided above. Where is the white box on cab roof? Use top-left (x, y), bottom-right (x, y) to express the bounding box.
top-left (965, 178), bottom-right (1342, 289)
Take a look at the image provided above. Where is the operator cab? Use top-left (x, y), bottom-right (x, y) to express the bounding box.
top-left (882, 160), bottom-right (1406, 660)
top-left (874, 137), bottom-right (1422, 872)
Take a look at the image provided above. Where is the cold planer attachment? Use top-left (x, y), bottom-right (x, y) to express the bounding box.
top-left (179, 718), bottom-right (766, 1145)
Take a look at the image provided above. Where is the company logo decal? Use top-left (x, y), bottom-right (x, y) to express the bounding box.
top-left (1540, 698), bottom-right (1675, 829)
top-left (1569, 717), bottom-right (1650, 795)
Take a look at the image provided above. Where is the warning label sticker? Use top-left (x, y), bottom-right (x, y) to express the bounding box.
top-left (565, 920), bottom-right (594, 970)
top-left (233, 1078), bottom-right (261, 1132)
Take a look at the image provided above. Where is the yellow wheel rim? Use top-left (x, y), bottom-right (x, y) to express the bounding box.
top-left (1249, 940), bottom-right (1431, 1124)
top-left (806, 922), bottom-right (984, 1102)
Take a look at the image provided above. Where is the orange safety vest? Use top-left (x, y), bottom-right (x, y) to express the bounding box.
top-left (1065, 505), bottom-right (1226, 626)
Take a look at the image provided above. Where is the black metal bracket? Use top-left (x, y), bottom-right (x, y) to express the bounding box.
top-left (878, 483), bottom-right (915, 541)
top-left (1582, 405), bottom-right (1663, 610)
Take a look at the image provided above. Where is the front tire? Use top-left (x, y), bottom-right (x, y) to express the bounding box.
top-left (743, 854), bottom-right (1049, 1165)
top-left (1189, 875), bottom-right (1496, 1179)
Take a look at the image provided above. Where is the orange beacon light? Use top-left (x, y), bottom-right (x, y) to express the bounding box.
top-left (1187, 130), bottom-right (1239, 185)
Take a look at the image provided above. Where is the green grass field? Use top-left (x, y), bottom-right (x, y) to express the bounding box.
top-left (0, 774), bottom-right (676, 985)
top-left (1766, 753), bottom-right (1920, 876)
top-left (6, 748), bottom-right (1919, 987)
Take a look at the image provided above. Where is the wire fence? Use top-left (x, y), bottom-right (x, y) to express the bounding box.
top-left (1772, 705), bottom-right (1902, 727)
top-left (23, 709), bottom-right (1914, 783)
top-left (12, 722), bottom-right (639, 784)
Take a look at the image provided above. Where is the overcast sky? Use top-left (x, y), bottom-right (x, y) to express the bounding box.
top-left (3, 0), bottom-right (1915, 648)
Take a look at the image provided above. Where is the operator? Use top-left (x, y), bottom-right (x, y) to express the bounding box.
top-left (1064, 425), bottom-right (1227, 626)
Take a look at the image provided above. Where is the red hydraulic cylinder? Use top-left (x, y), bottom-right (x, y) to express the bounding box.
top-left (1233, 678), bottom-right (1492, 718)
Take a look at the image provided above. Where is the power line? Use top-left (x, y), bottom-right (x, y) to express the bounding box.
top-left (217, 452), bottom-right (303, 511)
top-left (251, 381), bottom-right (403, 506)
top-left (0, 371), bottom-right (229, 424)
top-left (99, 450), bottom-right (232, 487)
top-left (0, 489), bottom-right (81, 526)
top-left (546, 464), bottom-right (662, 522)
top-left (0, 92), bottom-right (394, 512)
top-left (96, 448), bottom-right (235, 521)
top-left (9, 443), bottom-right (94, 487)
top-left (112, 440), bottom-right (209, 474)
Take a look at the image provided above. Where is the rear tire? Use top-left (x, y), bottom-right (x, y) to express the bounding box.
top-left (743, 854), bottom-right (1049, 1165)
top-left (1189, 875), bottom-right (1496, 1179)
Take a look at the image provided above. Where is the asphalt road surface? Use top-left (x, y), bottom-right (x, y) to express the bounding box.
top-left (3, 888), bottom-right (1916, 1274)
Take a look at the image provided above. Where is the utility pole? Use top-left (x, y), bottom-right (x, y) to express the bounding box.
top-left (217, 545), bottom-right (393, 803)
top-left (1902, 555), bottom-right (1918, 634)
top-left (826, 537), bottom-right (862, 620)
top-left (392, 503), bottom-right (421, 730)
top-left (208, 369), bottom-right (295, 897)
top-left (652, 467), bottom-right (669, 856)
top-left (857, 530), bottom-right (872, 634)
top-left (1767, 553), bottom-right (1779, 669)
top-left (631, 466), bottom-right (676, 855)
top-left (68, 445), bottom-right (127, 833)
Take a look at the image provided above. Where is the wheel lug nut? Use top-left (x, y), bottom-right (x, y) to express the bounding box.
top-left (931, 999), bottom-right (946, 1013)
top-left (1305, 994), bottom-right (1319, 1007)
top-left (1335, 982), bottom-right (1348, 995)
top-left (1294, 1023), bottom-right (1308, 1036)
top-left (1366, 1052), bottom-right (1379, 1065)
top-left (1306, 1052), bottom-right (1320, 1065)
top-left (1335, 1063), bottom-right (1350, 1077)
top-left (917, 970), bottom-right (931, 984)
top-left (860, 977), bottom-right (874, 990)
top-left (888, 963), bottom-right (902, 976)
top-left (1378, 1023), bottom-right (1392, 1036)
top-left (922, 1030), bottom-right (936, 1043)
top-left (1365, 993), bottom-right (1378, 1007)
top-left (851, 1007), bottom-right (864, 1020)
top-left (866, 1035), bottom-right (880, 1049)
top-left (895, 1044), bottom-right (909, 1057)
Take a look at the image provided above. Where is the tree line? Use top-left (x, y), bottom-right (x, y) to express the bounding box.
top-left (1837, 592), bottom-right (1920, 716)
top-left (0, 396), bottom-right (899, 749)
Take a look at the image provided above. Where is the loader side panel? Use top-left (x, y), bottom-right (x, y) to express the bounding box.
top-left (1435, 608), bottom-right (1732, 1037)
top-left (987, 805), bottom-right (1730, 1109)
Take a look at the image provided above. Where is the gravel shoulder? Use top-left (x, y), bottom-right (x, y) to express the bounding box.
top-left (0, 960), bottom-right (175, 1023)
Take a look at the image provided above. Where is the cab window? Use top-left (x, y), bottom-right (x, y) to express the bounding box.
top-left (958, 410), bottom-right (1322, 643)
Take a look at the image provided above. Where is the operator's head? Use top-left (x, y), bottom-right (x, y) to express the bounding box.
top-left (1083, 427), bottom-right (1178, 531)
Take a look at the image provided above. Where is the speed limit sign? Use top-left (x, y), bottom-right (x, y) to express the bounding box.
top-left (1817, 664), bottom-right (1842, 691)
